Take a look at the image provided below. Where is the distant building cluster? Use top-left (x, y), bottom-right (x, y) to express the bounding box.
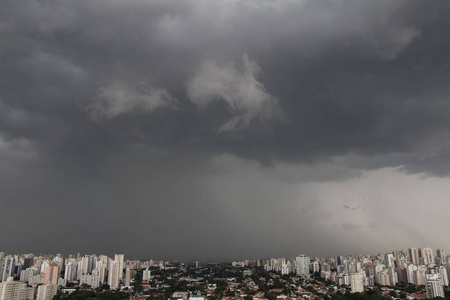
top-left (0, 247), bottom-right (448, 299)
top-left (0, 251), bottom-right (169, 300)
top-left (231, 247), bottom-right (448, 298)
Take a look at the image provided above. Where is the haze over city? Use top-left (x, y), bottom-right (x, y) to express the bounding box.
top-left (1, 0), bottom-right (450, 261)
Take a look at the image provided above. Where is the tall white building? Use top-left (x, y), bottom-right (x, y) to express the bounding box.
top-left (342, 274), bottom-right (350, 285)
top-left (376, 270), bottom-right (390, 286)
top-left (80, 269), bottom-right (100, 288)
top-left (438, 266), bottom-right (449, 286)
top-left (350, 273), bottom-right (364, 293)
top-left (406, 264), bottom-right (417, 284)
top-left (20, 286), bottom-right (34, 300)
top-left (98, 265), bottom-right (107, 284)
top-left (296, 254), bottom-right (310, 276)
top-left (114, 254), bottom-right (124, 280)
top-left (108, 260), bottom-right (120, 289)
top-left (143, 268), bottom-right (151, 282)
top-left (64, 262), bottom-right (75, 282)
top-left (36, 284), bottom-right (57, 300)
top-left (425, 274), bottom-right (445, 299)
top-left (19, 267), bottom-right (38, 283)
top-left (415, 269), bottom-right (426, 286)
top-left (385, 254), bottom-right (395, 268)
top-left (409, 248), bottom-right (420, 265)
top-left (81, 256), bottom-right (90, 274)
top-left (421, 247), bottom-right (435, 265)
top-left (281, 263), bottom-right (290, 275)
top-left (40, 261), bottom-right (49, 275)
top-left (311, 261), bottom-right (320, 274)
top-left (388, 266), bottom-right (398, 286)
top-left (0, 277), bottom-right (34, 300)
top-left (124, 268), bottom-right (131, 286)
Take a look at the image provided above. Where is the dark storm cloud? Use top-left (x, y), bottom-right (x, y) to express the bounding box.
top-left (1, 0), bottom-right (450, 259)
top-left (1, 0), bottom-right (449, 172)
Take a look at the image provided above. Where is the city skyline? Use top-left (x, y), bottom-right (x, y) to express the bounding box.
top-left (1, 247), bottom-right (449, 265)
top-left (1, 0), bottom-right (450, 261)
top-left (2, 246), bottom-right (450, 299)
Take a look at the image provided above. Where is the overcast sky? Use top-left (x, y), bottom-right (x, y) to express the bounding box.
top-left (1, 0), bottom-right (450, 261)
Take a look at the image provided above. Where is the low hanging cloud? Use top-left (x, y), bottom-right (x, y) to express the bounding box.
top-left (187, 55), bottom-right (283, 131)
top-left (88, 80), bottom-right (175, 119)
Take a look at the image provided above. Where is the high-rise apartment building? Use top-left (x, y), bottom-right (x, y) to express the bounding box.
top-left (114, 254), bottom-right (124, 280)
top-left (124, 268), bottom-right (131, 286)
top-left (296, 254), bottom-right (310, 276)
top-left (143, 268), bottom-right (151, 282)
top-left (81, 256), bottom-right (89, 275)
top-left (80, 269), bottom-right (100, 289)
top-left (415, 269), bottom-right (426, 286)
top-left (350, 272), bottom-right (364, 293)
top-left (108, 260), bottom-right (120, 289)
top-left (405, 264), bottom-right (417, 284)
top-left (425, 274), bottom-right (445, 299)
top-left (409, 248), bottom-right (420, 265)
top-left (36, 284), bottom-right (57, 300)
top-left (436, 249), bottom-right (446, 265)
top-left (0, 277), bottom-right (34, 300)
top-left (44, 265), bottom-right (59, 285)
top-left (2, 256), bottom-right (14, 282)
top-left (420, 247), bottom-right (435, 265)
top-left (64, 262), bottom-right (74, 282)
top-left (439, 266), bottom-right (449, 286)
top-left (385, 254), bottom-right (395, 268)
top-left (98, 265), bottom-right (107, 284)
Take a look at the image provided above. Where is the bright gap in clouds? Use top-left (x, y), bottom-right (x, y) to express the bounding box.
top-left (209, 155), bottom-right (450, 258)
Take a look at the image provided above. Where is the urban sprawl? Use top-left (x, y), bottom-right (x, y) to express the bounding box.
top-left (0, 247), bottom-right (448, 300)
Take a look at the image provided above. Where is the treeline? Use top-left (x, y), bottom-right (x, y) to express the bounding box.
top-left (331, 291), bottom-right (395, 300)
top-left (52, 290), bottom-right (129, 300)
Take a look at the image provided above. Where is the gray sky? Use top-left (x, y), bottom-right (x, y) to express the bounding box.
top-left (1, 0), bottom-right (450, 261)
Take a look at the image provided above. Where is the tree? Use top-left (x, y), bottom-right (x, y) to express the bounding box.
top-left (264, 292), bottom-right (277, 300)
top-left (132, 280), bottom-right (143, 293)
top-left (80, 283), bottom-right (92, 289)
